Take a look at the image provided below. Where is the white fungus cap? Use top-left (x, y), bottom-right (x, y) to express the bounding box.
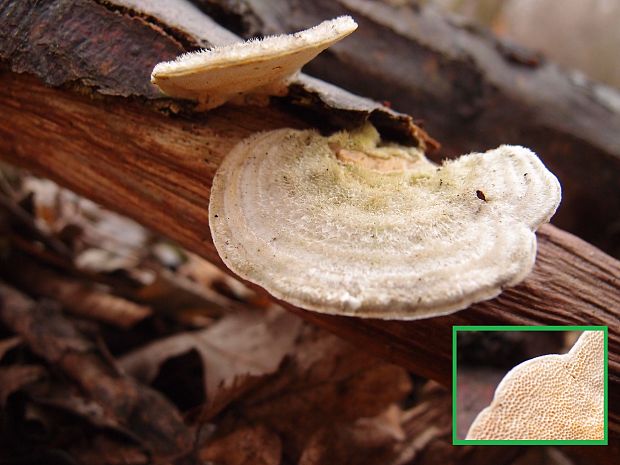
top-left (209, 124), bottom-right (562, 319)
top-left (151, 16), bottom-right (358, 109)
top-left (466, 330), bottom-right (605, 440)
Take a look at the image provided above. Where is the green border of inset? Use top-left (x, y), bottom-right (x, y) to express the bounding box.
top-left (452, 325), bottom-right (608, 445)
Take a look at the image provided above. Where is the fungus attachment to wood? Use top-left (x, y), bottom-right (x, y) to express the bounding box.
top-left (209, 125), bottom-right (561, 319)
top-left (151, 16), bottom-right (357, 109)
top-left (466, 330), bottom-right (605, 440)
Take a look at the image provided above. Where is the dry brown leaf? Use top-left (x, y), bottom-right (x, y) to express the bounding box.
top-left (398, 381), bottom-right (452, 465)
top-left (298, 405), bottom-right (414, 465)
top-left (0, 296), bottom-right (94, 364)
top-left (230, 326), bottom-right (412, 459)
top-left (27, 381), bottom-right (134, 432)
top-left (24, 177), bottom-right (149, 266)
top-left (178, 253), bottom-right (265, 307)
top-left (136, 268), bottom-right (247, 319)
top-left (0, 365), bottom-right (47, 406)
top-left (68, 435), bottom-right (150, 465)
top-left (0, 336), bottom-right (21, 361)
top-left (9, 254), bottom-right (151, 329)
top-left (120, 307), bottom-right (303, 417)
top-left (0, 283), bottom-right (194, 460)
top-left (509, 447), bottom-right (576, 465)
top-left (401, 382), bottom-right (525, 465)
top-left (200, 424), bottom-right (282, 465)
top-left (298, 415), bottom-right (401, 465)
top-left (177, 253), bottom-right (236, 290)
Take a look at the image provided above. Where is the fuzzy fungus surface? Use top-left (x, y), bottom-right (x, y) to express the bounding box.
top-left (209, 125), bottom-right (561, 319)
top-left (466, 330), bottom-right (605, 440)
top-left (151, 16), bottom-right (357, 109)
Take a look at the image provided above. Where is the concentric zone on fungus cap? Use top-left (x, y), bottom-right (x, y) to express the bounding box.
top-left (466, 330), bottom-right (605, 440)
top-left (209, 124), bottom-right (561, 319)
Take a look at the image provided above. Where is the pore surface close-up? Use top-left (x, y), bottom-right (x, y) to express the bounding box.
top-left (459, 330), bottom-right (606, 443)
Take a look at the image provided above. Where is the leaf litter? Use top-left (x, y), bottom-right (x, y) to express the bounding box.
top-left (0, 170), bottom-right (590, 464)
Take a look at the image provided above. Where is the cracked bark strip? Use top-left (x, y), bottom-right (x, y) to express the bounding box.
top-left (0, 0), bottom-right (431, 146)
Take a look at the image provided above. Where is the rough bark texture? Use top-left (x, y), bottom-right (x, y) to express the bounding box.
top-left (0, 0), bottom-right (432, 147)
top-left (192, 0), bottom-right (620, 258)
top-left (1, 0), bottom-right (619, 438)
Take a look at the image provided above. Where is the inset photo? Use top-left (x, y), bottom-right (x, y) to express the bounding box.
top-left (452, 326), bottom-right (608, 445)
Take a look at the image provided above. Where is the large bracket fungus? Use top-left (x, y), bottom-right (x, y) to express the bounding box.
top-left (466, 330), bottom-right (605, 440)
top-left (151, 16), bottom-right (357, 109)
top-left (209, 124), bottom-right (561, 319)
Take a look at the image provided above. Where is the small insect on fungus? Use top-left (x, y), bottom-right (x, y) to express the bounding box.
top-left (151, 16), bottom-right (357, 109)
top-left (209, 124), bottom-right (562, 320)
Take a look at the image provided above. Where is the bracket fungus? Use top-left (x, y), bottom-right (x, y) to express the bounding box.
top-left (209, 124), bottom-right (561, 319)
top-left (466, 330), bottom-right (605, 440)
top-left (151, 16), bottom-right (357, 109)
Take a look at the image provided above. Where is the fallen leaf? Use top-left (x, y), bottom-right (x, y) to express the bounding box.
top-left (178, 253), bottom-right (264, 307)
top-left (0, 336), bottom-right (21, 361)
top-left (68, 435), bottom-right (149, 465)
top-left (120, 307), bottom-right (303, 417)
top-left (399, 381), bottom-right (525, 465)
top-left (0, 365), bottom-right (47, 406)
top-left (24, 177), bottom-right (149, 263)
top-left (9, 254), bottom-right (151, 329)
top-left (0, 283), bottom-right (194, 460)
top-left (200, 424), bottom-right (281, 465)
top-left (135, 267), bottom-right (246, 319)
top-left (298, 406), bottom-right (405, 465)
top-left (230, 327), bottom-right (412, 459)
top-left (398, 381), bottom-right (452, 465)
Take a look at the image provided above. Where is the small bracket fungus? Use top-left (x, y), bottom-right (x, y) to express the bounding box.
top-left (209, 124), bottom-right (561, 319)
top-left (466, 331), bottom-right (605, 440)
top-left (151, 16), bottom-right (357, 109)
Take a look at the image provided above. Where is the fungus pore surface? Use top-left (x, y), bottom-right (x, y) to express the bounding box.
top-left (151, 16), bottom-right (357, 109)
top-left (466, 330), bottom-right (605, 440)
top-left (209, 125), bottom-right (561, 319)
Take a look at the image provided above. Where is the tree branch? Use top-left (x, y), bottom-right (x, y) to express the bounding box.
top-left (0, 70), bottom-right (618, 435)
top-left (1, 0), bottom-right (619, 437)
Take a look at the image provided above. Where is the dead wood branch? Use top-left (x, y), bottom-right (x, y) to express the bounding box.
top-left (0, 0), bottom-right (619, 436)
